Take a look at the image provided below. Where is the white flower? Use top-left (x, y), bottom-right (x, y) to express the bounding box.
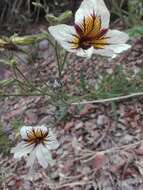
top-left (48, 0), bottom-right (131, 58)
top-left (11, 125), bottom-right (59, 169)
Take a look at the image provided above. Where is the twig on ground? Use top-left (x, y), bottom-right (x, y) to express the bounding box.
top-left (71, 92), bottom-right (143, 105)
top-left (48, 180), bottom-right (93, 189)
top-left (80, 139), bottom-right (143, 162)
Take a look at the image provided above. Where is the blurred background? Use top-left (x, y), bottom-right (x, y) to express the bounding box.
top-left (0, 0), bottom-right (142, 35)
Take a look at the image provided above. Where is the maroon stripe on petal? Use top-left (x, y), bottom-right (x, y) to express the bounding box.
top-left (97, 29), bottom-right (108, 39)
top-left (74, 24), bottom-right (83, 36)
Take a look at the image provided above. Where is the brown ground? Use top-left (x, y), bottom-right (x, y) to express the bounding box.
top-left (0, 25), bottom-right (143, 190)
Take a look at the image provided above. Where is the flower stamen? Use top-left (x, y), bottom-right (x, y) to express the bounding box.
top-left (23, 128), bottom-right (49, 146)
top-left (70, 13), bottom-right (108, 50)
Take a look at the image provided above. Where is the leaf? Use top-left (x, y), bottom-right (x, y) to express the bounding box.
top-left (80, 104), bottom-right (95, 117)
top-left (45, 10), bottom-right (72, 25)
top-left (135, 144), bottom-right (143, 155)
top-left (91, 152), bottom-right (106, 171)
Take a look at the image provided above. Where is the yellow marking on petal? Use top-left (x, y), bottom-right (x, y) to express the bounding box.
top-left (93, 38), bottom-right (108, 49)
top-left (78, 15), bottom-right (101, 37)
top-left (70, 35), bottom-right (80, 49)
top-left (88, 16), bottom-right (101, 36)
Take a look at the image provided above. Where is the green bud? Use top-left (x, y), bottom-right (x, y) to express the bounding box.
top-left (11, 33), bottom-right (48, 46)
top-left (11, 35), bottom-right (38, 45)
top-left (45, 10), bottom-right (72, 25)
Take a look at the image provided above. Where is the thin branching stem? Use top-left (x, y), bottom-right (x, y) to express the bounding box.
top-left (13, 64), bottom-right (53, 97)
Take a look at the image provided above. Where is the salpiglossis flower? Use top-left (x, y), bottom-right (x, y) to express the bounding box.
top-left (48, 0), bottom-right (131, 58)
top-left (11, 125), bottom-right (59, 169)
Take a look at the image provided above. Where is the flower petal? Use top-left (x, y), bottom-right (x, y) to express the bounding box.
top-left (26, 149), bottom-right (37, 168)
top-left (75, 0), bottom-right (110, 28)
top-left (48, 24), bottom-right (77, 52)
top-left (106, 30), bottom-right (130, 44)
top-left (45, 128), bottom-right (59, 150)
top-left (93, 48), bottom-right (116, 58)
top-left (104, 29), bottom-right (131, 54)
top-left (32, 125), bottom-right (48, 134)
top-left (20, 126), bottom-right (33, 139)
top-left (76, 47), bottom-right (94, 58)
top-left (36, 144), bottom-right (54, 169)
top-left (20, 125), bottom-right (48, 139)
top-left (105, 44), bottom-right (131, 54)
top-left (11, 142), bottom-right (33, 160)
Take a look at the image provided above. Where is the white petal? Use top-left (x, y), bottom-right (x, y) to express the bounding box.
top-left (32, 125), bottom-right (48, 133)
top-left (106, 30), bottom-right (130, 44)
top-left (76, 47), bottom-right (94, 58)
top-left (20, 126), bottom-right (33, 139)
top-left (75, 0), bottom-right (110, 28)
top-left (36, 144), bottom-right (54, 169)
top-left (20, 125), bottom-right (48, 139)
top-left (103, 29), bottom-right (131, 55)
top-left (105, 44), bottom-right (131, 54)
top-left (48, 24), bottom-right (77, 52)
top-left (26, 149), bottom-right (37, 168)
top-left (11, 142), bottom-right (33, 160)
top-left (45, 129), bottom-right (59, 150)
top-left (93, 48), bottom-right (116, 58)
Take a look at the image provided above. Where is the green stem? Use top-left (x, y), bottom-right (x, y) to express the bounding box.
top-left (55, 42), bottom-right (62, 81)
top-left (61, 51), bottom-right (68, 72)
top-left (0, 93), bottom-right (44, 97)
top-left (13, 63), bottom-right (53, 97)
top-left (12, 64), bottom-right (28, 90)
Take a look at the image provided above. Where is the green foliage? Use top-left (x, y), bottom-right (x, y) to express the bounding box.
top-left (127, 26), bottom-right (143, 38)
top-left (127, 0), bottom-right (143, 26)
top-left (67, 65), bottom-right (143, 103)
top-left (0, 134), bottom-right (11, 154)
top-left (11, 119), bottom-right (23, 131)
top-left (45, 10), bottom-right (72, 25)
top-left (0, 123), bottom-right (11, 155)
top-left (0, 79), bottom-right (15, 88)
top-left (94, 66), bottom-right (142, 99)
top-left (0, 119), bottom-right (23, 155)
top-left (55, 101), bottom-right (70, 122)
top-left (109, 0), bottom-right (143, 28)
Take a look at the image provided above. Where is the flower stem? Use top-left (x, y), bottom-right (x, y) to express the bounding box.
top-left (12, 62), bottom-right (53, 97)
top-left (55, 42), bottom-right (62, 81)
top-left (61, 51), bottom-right (68, 72)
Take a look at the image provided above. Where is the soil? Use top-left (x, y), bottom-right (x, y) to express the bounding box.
top-left (0, 24), bottom-right (143, 190)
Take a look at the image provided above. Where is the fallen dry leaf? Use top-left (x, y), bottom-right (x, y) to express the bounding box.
top-left (91, 152), bottom-right (106, 171)
top-left (80, 104), bottom-right (95, 117)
